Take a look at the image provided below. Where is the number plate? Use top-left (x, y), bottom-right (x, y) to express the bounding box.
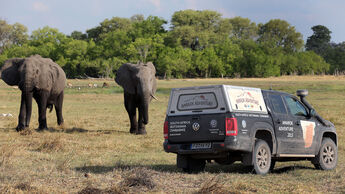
top-left (191, 143), bottom-right (211, 149)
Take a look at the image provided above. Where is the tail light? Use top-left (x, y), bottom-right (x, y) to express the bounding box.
top-left (164, 121), bottom-right (169, 139)
top-left (226, 118), bottom-right (238, 136)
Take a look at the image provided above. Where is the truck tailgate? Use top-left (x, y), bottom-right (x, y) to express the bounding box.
top-left (168, 113), bottom-right (226, 143)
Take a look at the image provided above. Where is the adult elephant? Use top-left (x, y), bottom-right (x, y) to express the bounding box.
top-left (0, 55), bottom-right (66, 131)
top-left (115, 62), bottom-right (157, 135)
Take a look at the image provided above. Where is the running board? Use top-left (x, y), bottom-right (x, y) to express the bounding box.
top-left (278, 154), bottom-right (315, 157)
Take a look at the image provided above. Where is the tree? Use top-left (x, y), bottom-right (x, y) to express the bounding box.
top-left (323, 42), bottom-right (345, 73)
top-left (156, 46), bottom-right (192, 78)
top-left (0, 20), bottom-right (28, 54)
top-left (228, 17), bottom-right (258, 40)
top-left (0, 20), bottom-right (13, 53)
top-left (86, 17), bottom-right (132, 41)
top-left (306, 25), bottom-right (331, 56)
top-left (70, 31), bottom-right (87, 40)
top-left (214, 38), bottom-right (243, 77)
top-left (130, 16), bottom-right (167, 39)
top-left (29, 26), bottom-right (68, 60)
top-left (171, 10), bottom-right (221, 31)
top-left (258, 19), bottom-right (303, 53)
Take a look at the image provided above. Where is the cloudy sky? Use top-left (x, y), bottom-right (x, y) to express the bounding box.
top-left (1, 0), bottom-right (344, 43)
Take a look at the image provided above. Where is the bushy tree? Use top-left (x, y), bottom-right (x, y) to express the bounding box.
top-left (258, 19), bottom-right (304, 53)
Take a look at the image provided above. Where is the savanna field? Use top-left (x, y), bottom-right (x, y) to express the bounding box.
top-left (0, 76), bottom-right (344, 193)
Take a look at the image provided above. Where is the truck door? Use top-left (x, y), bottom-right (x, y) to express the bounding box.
top-left (267, 93), bottom-right (301, 154)
top-left (282, 95), bottom-right (319, 154)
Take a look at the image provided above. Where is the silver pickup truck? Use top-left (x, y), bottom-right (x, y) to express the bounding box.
top-left (163, 85), bottom-right (337, 174)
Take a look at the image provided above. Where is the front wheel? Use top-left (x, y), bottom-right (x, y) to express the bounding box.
top-left (253, 140), bottom-right (271, 175)
top-left (312, 138), bottom-right (337, 170)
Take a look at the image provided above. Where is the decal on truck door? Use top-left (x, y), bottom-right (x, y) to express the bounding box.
top-left (300, 120), bottom-right (316, 148)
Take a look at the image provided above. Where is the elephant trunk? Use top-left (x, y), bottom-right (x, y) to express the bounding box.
top-left (141, 93), bottom-right (150, 125)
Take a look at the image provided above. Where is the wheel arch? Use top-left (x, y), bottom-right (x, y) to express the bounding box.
top-left (251, 122), bottom-right (276, 154)
top-left (322, 131), bottom-right (337, 146)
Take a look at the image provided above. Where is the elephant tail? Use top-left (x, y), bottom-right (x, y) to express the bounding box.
top-left (47, 104), bottom-right (53, 113)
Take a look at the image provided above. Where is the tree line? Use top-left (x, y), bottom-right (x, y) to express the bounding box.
top-left (0, 10), bottom-right (343, 79)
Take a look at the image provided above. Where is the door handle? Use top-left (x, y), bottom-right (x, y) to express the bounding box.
top-left (276, 119), bottom-right (281, 124)
top-left (295, 121), bottom-right (301, 126)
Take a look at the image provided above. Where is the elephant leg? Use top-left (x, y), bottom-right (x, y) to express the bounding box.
top-left (17, 93), bottom-right (27, 131)
top-left (137, 105), bottom-right (147, 135)
top-left (16, 92), bottom-right (33, 131)
top-left (25, 92), bottom-right (33, 128)
top-left (124, 93), bottom-right (138, 134)
top-left (55, 91), bottom-right (64, 125)
top-left (36, 91), bottom-right (49, 130)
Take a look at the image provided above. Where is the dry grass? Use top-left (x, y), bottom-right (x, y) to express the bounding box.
top-left (195, 176), bottom-right (229, 194)
top-left (0, 144), bottom-right (15, 167)
top-left (36, 135), bottom-right (65, 152)
top-left (0, 76), bottom-right (344, 193)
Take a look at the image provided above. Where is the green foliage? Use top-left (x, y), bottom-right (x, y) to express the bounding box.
top-left (306, 25), bottom-right (331, 55)
top-left (258, 19), bottom-right (304, 53)
top-left (306, 25), bottom-right (345, 73)
top-left (0, 12), bottom-right (335, 78)
top-left (0, 20), bottom-right (28, 54)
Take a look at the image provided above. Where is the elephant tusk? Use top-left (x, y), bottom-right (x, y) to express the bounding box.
top-left (151, 94), bottom-right (158, 100)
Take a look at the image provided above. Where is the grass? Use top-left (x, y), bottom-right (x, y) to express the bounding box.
top-left (0, 76), bottom-right (344, 193)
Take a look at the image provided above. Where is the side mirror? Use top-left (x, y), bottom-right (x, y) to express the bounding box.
top-left (309, 109), bottom-right (316, 117)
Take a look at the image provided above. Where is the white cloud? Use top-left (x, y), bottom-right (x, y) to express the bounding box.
top-left (32, 1), bottom-right (49, 12)
top-left (148, 0), bottom-right (161, 11)
top-left (185, 0), bottom-right (197, 10)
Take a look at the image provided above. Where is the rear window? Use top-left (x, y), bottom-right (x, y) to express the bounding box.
top-left (177, 92), bottom-right (218, 111)
top-left (270, 94), bottom-right (287, 114)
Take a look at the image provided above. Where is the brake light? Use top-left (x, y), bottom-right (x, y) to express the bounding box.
top-left (226, 118), bottom-right (238, 136)
top-left (164, 121), bottom-right (169, 139)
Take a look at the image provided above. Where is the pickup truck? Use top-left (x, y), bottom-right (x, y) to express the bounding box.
top-left (163, 85), bottom-right (337, 174)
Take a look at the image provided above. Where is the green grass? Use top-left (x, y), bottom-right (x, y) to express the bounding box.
top-left (0, 76), bottom-right (344, 193)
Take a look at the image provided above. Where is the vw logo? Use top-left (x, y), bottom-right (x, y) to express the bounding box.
top-left (192, 122), bottom-right (200, 131)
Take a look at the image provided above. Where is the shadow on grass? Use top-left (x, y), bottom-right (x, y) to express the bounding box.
top-left (75, 162), bottom-right (317, 175)
top-left (75, 164), bottom-right (180, 174)
top-left (37, 127), bottom-right (129, 134)
top-left (271, 165), bottom-right (315, 174)
top-left (0, 127), bottom-right (11, 132)
top-left (74, 162), bottom-right (254, 174)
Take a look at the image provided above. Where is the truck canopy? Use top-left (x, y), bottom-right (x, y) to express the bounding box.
top-left (167, 85), bottom-right (268, 116)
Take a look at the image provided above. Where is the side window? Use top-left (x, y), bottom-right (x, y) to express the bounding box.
top-left (283, 96), bottom-right (308, 117)
top-left (269, 94), bottom-right (287, 114)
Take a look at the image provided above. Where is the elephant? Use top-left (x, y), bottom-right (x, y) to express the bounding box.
top-left (115, 62), bottom-right (157, 135)
top-left (0, 55), bottom-right (66, 131)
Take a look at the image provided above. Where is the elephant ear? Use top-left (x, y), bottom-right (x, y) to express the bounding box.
top-left (115, 63), bottom-right (138, 94)
top-left (0, 58), bottom-right (24, 86)
top-left (146, 62), bottom-right (157, 94)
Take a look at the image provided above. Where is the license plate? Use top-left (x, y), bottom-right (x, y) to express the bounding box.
top-left (191, 143), bottom-right (211, 149)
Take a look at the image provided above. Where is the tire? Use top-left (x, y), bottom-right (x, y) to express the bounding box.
top-left (181, 157), bottom-right (205, 173)
top-left (253, 140), bottom-right (271, 175)
top-left (313, 138), bottom-right (337, 170)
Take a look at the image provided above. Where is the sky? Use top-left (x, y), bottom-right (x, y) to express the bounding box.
top-left (0, 0), bottom-right (344, 43)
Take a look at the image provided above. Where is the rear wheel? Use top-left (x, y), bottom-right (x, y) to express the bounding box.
top-left (313, 138), bottom-right (337, 170)
top-left (177, 154), bottom-right (205, 173)
top-left (253, 140), bottom-right (271, 175)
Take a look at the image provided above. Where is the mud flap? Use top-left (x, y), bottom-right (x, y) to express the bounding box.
top-left (242, 152), bottom-right (253, 166)
top-left (177, 154), bottom-right (188, 169)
